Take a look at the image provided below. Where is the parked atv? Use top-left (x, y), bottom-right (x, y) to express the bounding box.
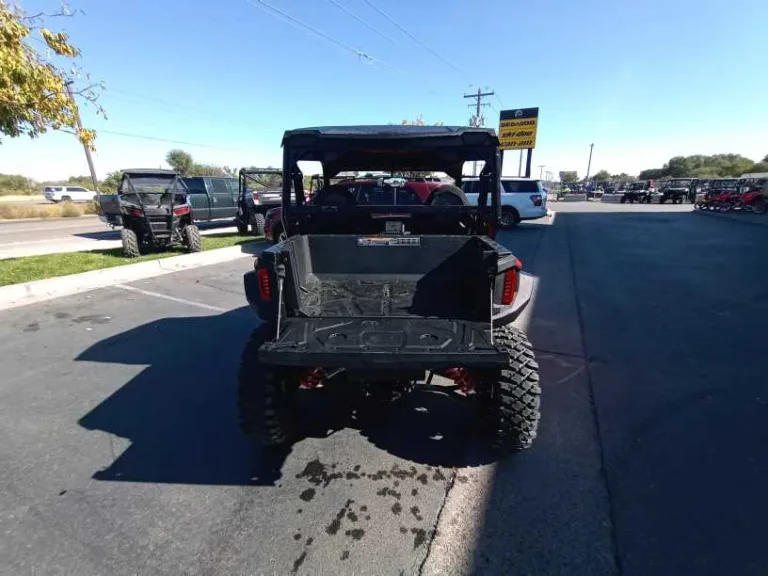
top-left (238, 126), bottom-right (540, 454)
top-left (620, 180), bottom-right (654, 204)
top-left (659, 178), bottom-right (697, 204)
top-left (98, 169), bottom-right (201, 257)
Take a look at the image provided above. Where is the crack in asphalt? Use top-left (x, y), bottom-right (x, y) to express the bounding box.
top-left (565, 215), bottom-right (624, 576)
top-left (417, 467), bottom-right (457, 575)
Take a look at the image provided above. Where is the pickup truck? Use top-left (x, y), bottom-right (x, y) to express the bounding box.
top-left (180, 176), bottom-right (246, 228)
top-left (461, 176), bottom-right (548, 228)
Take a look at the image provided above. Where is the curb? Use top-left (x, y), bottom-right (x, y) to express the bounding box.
top-left (601, 194), bottom-right (622, 203)
top-left (0, 244), bottom-right (260, 311)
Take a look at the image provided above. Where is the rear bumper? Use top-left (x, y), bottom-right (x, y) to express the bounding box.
top-left (258, 318), bottom-right (509, 369)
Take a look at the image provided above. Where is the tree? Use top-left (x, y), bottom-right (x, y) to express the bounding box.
top-left (612, 173), bottom-right (637, 182)
top-left (638, 153), bottom-right (758, 180)
top-left (559, 171), bottom-right (579, 183)
top-left (750, 162), bottom-right (768, 173)
top-left (101, 170), bottom-right (122, 193)
top-left (165, 149), bottom-right (194, 176)
top-left (0, 2), bottom-right (103, 148)
top-left (763, 154), bottom-right (768, 163)
top-left (590, 170), bottom-right (610, 181)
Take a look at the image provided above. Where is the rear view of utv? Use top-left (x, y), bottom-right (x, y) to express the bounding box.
top-left (238, 126), bottom-right (540, 454)
top-left (99, 169), bottom-right (201, 257)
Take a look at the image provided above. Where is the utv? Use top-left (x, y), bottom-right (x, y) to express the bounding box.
top-left (238, 126), bottom-right (541, 453)
top-left (98, 169), bottom-right (202, 258)
top-left (620, 180), bottom-right (654, 204)
top-left (659, 178), bottom-right (697, 204)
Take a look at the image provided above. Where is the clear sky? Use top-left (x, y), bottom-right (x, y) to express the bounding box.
top-left (2, 0), bottom-right (767, 182)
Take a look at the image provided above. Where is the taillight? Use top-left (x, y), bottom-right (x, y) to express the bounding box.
top-left (252, 192), bottom-right (260, 205)
top-left (487, 222), bottom-right (497, 239)
top-left (530, 194), bottom-right (542, 206)
top-left (129, 208), bottom-right (143, 217)
top-left (501, 258), bottom-right (523, 305)
top-left (257, 267), bottom-right (271, 301)
top-left (173, 205), bottom-right (191, 216)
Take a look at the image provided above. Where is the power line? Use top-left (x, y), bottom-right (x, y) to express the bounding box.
top-left (97, 129), bottom-right (253, 152)
top-left (103, 90), bottom-right (270, 131)
top-left (246, 0), bottom-right (389, 68)
top-left (361, 0), bottom-right (462, 73)
top-left (324, 0), bottom-right (402, 47)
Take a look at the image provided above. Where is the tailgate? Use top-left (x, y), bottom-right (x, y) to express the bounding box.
top-left (258, 318), bottom-right (508, 369)
top-left (98, 194), bottom-right (121, 216)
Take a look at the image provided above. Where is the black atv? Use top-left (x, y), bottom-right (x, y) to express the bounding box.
top-left (99, 169), bottom-right (202, 258)
top-left (620, 180), bottom-right (654, 204)
top-left (237, 125), bottom-right (541, 454)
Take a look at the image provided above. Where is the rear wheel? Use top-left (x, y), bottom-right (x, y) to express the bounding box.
top-left (478, 325), bottom-right (541, 452)
top-left (183, 224), bottom-right (202, 252)
top-left (238, 325), bottom-right (298, 446)
top-left (271, 223), bottom-right (286, 244)
top-left (61, 195), bottom-right (72, 203)
top-left (752, 198), bottom-right (767, 215)
top-left (498, 207), bottom-right (520, 229)
top-left (251, 212), bottom-right (266, 236)
top-left (121, 228), bottom-right (140, 258)
top-left (235, 216), bottom-right (249, 235)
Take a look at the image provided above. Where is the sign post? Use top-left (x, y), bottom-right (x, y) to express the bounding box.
top-left (498, 107), bottom-right (540, 178)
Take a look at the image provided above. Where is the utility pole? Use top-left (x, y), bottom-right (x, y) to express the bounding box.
top-left (538, 165), bottom-right (546, 180)
top-left (518, 150), bottom-right (523, 177)
top-left (585, 143), bottom-right (594, 182)
top-left (64, 81), bottom-right (99, 193)
top-left (464, 87), bottom-right (494, 175)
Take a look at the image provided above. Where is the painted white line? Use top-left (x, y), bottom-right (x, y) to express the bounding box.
top-left (113, 284), bottom-right (227, 313)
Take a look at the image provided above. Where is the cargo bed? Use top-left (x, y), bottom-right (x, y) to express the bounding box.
top-left (246, 234), bottom-right (530, 368)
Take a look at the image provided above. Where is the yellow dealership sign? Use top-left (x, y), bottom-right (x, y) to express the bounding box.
top-left (498, 107), bottom-right (539, 150)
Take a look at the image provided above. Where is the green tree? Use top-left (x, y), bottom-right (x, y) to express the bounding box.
top-left (590, 170), bottom-right (610, 181)
top-left (0, 2), bottom-right (103, 148)
top-left (559, 171), bottom-right (579, 183)
top-left (165, 149), bottom-right (194, 176)
top-left (101, 170), bottom-right (122, 193)
top-left (638, 168), bottom-right (664, 180)
top-left (750, 162), bottom-right (768, 173)
top-left (0, 173), bottom-right (35, 195)
top-left (612, 173), bottom-right (637, 182)
top-left (639, 153), bottom-right (758, 180)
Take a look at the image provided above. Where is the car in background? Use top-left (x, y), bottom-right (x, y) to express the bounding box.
top-left (44, 186), bottom-right (97, 203)
top-left (180, 176), bottom-right (242, 226)
top-left (461, 176), bottom-right (548, 228)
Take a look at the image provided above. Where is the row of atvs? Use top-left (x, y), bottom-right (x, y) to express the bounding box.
top-left (694, 189), bottom-right (767, 214)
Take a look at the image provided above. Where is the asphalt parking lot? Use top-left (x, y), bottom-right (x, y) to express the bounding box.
top-left (1, 202), bottom-right (766, 575)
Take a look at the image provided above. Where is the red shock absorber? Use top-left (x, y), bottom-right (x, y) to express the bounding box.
top-left (300, 368), bottom-right (325, 389)
top-left (445, 367), bottom-right (476, 394)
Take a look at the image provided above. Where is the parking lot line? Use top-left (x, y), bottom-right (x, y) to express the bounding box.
top-left (113, 284), bottom-right (228, 312)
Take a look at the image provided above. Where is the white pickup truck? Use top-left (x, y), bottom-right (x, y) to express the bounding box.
top-left (461, 177), bottom-right (549, 228)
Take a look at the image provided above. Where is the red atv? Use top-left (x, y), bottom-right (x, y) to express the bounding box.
top-left (742, 189), bottom-right (767, 215)
top-left (712, 190), bottom-right (742, 212)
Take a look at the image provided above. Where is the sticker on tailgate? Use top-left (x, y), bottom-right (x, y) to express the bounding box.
top-left (357, 237), bottom-right (421, 247)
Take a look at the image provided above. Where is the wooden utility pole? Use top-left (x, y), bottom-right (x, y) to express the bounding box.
top-left (64, 81), bottom-right (99, 192)
top-left (463, 87), bottom-right (494, 175)
top-left (585, 143), bottom-right (594, 182)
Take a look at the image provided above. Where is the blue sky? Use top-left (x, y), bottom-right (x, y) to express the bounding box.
top-left (2, 0), bottom-right (767, 181)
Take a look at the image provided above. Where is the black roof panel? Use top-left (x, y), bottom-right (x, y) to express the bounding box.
top-left (282, 125), bottom-right (497, 145)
